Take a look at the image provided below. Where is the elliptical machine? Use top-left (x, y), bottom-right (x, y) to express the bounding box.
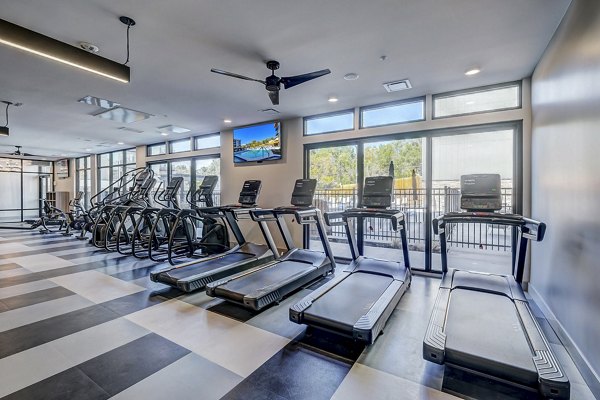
top-left (126, 177), bottom-right (183, 258)
top-left (163, 176), bottom-right (230, 265)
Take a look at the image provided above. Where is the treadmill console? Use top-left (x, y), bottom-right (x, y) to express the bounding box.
top-left (291, 179), bottom-right (317, 206)
top-left (238, 180), bottom-right (262, 206)
top-left (460, 174), bottom-right (502, 212)
top-left (362, 176), bottom-right (393, 209)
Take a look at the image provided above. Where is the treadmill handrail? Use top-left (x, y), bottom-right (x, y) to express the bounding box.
top-left (324, 209), bottom-right (406, 232)
top-left (250, 206), bottom-right (320, 225)
top-left (433, 212), bottom-right (545, 242)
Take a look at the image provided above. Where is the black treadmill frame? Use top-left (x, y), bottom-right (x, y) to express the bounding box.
top-left (423, 212), bottom-right (570, 399)
top-left (290, 208), bottom-right (411, 343)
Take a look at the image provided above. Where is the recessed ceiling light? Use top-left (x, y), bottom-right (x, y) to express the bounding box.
top-left (383, 79), bottom-right (412, 92)
top-left (328, 96), bottom-right (339, 103)
top-left (344, 73), bottom-right (359, 81)
top-left (223, 119), bottom-right (232, 124)
top-left (94, 107), bottom-right (152, 123)
top-left (465, 67), bottom-right (481, 76)
top-left (117, 142), bottom-right (124, 145)
top-left (79, 95), bottom-right (119, 109)
top-left (160, 132), bottom-right (169, 136)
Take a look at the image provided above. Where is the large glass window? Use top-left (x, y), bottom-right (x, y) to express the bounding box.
top-left (304, 110), bottom-right (354, 135)
top-left (195, 134), bottom-right (220, 150)
top-left (76, 156), bottom-right (92, 207)
top-left (97, 149), bottom-right (136, 193)
top-left (147, 156), bottom-right (221, 208)
top-left (0, 158), bottom-right (53, 222)
top-left (360, 98), bottom-right (425, 128)
top-left (433, 82), bottom-right (521, 118)
top-left (305, 122), bottom-right (520, 274)
top-left (169, 139), bottom-right (192, 153)
top-left (147, 143), bottom-right (166, 156)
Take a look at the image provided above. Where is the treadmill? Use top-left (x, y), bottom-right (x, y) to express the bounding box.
top-left (290, 176), bottom-right (411, 344)
top-left (206, 179), bottom-right (335, 311)
top-left (423, 174), bottom-right (570, 399)
top-left (150, 180), bottom-right (276, 292)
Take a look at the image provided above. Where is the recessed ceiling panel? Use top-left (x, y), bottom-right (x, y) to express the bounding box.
top-left (94, 107), bottom-right (152, 123)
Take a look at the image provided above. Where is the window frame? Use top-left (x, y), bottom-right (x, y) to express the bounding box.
top-left (194, 133), bottom-right (221, 150)
top-left (146, 142), bottom-right (167, 157)
top-left (303, 108), bottom-right (355, 136)
top-left (432, 81), bottom-right (522, 120)
top-left (97, 149), bottom-right (136, 192)
top-left (169, 138), bottom-right (192, 154)
top-left (359, 96), bottom-right (426, 129)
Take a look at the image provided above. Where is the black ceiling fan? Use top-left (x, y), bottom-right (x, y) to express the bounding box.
top-left (1, 145), bottom-right (36, 157)
top-left (211, 60), bottom-right (331, 105)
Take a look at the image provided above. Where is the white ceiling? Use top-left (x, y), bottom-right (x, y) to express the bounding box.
top-left (0, 0), bottom-right (571, 158)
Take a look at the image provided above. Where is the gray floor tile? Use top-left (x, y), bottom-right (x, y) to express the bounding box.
top-left (111, 352), bottom-right (243, 400)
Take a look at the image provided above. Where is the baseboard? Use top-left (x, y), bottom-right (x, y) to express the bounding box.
top-left (529, 284), bottom-right (600, 399)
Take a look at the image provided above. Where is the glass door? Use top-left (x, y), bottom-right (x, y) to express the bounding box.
top-left (307, 144), bottom-right (358, 259)
top-left (363, 138), bottom-right (426, 268)
top-left (430, 128), bottom-right (516, 274)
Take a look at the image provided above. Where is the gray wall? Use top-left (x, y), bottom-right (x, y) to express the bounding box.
top-left (530, 0), bottom-right (600, 395)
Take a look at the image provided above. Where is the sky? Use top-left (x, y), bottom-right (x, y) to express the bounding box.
top-left (234, 122), bottom-right (280, 145)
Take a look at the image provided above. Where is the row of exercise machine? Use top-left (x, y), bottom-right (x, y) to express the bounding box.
top-left (43, 169), bottom-right (570, 399)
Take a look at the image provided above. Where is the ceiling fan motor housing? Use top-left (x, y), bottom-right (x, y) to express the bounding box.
top-left (265, 75), bottom-right (280, 91)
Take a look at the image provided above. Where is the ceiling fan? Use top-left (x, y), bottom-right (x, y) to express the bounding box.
top-left (211, 60), bottom-right (331, 105)
top-left (1, 145), bottom-right (36, 157)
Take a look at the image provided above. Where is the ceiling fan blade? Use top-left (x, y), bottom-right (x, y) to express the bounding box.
top-left (268, 90), bottom-right (279, 106)
top-left (280, 69), bottom-right (331, 89)
top-left (210, 68), bottom-right (266, 84)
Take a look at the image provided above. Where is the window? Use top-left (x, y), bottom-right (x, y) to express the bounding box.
top-left (433, 82), bottom-right (521, 118)
top-left (147, 156), bottom-right (221, 206)
top-left (194, 134), bottom-right (220, 150)
top-left (76, 156), bottom-right (92, 207)
top-left (169, 138), bottom-right (191, 153)
top-left (360, 97), bottom-right (425, 128)
top-left (97, 149), bottom-right (136, 192)
top-left (304, 110), bottom-right (354, 135)
top-left (147, 143), bottom-right (166, 156)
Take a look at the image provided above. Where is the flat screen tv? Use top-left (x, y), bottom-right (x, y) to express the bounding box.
top-left (233, 121), bottom-right (281, 163)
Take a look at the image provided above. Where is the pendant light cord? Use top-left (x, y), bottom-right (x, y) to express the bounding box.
top-left (124, 23), bottom-right (131, 65)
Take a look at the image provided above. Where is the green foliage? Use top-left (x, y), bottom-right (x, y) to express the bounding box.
top-left (309, 140), bottom-right (422, 189)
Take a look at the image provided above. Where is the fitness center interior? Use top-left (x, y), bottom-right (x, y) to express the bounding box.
top-left (0, 1), bottom-right (598, 399)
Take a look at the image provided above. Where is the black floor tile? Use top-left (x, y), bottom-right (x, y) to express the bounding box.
top-left (0, 243), bottom-right (90, 261)
top-left (99, 290), bottom-right (168, 316)
top-left (207, 301), bottom-right (259, 322)
top-left (0, 301), bottom-right (9, 312)
top-left (110, 264), bottom-right (162, 281)
top-left (0, 273), bottom-right (42, 289)
top-left (2, 367), bottom-right (110, 400)
top-left (222, 342), bottom-right (351, 400)
top-left (59, 250), bottom-right (103, 260)
top-left (0, 263), bottom-right (20, 271)
top-left (77, 333), bottom-right (190, 396)
top-left (0, 305), bottom-right (120, 359)
top-left (0, 286), bottom-right (74, 311)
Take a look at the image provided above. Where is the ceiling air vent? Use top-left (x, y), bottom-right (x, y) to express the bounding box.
top-left (383, 79), bottom-right (412, 93)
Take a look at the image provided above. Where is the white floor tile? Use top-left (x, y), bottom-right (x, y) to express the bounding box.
top-left (0, 267), bottom-right (31, 279)
top-left (5, 254), bottom-right (74, 272)
top-left (0, 295), bottom-right (94, 333)
top-left (0, 243), bottom-right (32, 254)
top-left (49, 270), bottom-right (146, 304)
top-left (110, 353), bottom-right (242, 400)
top-left (331, 364), bottom-right (459, 400)
top-left (0, 280), bottom-right (58, 299)
top-left (125, 299), bottom-right (289, 377)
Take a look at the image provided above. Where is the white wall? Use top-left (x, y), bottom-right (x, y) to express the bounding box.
top-left (530, 0), bottom-right (600, 396)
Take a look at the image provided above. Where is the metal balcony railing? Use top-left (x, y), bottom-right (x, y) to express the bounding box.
top-left (312, 187), bottom-right (513, 252)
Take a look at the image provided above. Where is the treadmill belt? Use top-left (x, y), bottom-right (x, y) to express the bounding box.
top-left (304, 272), bottom-right (393, 332)
top-left (164, 252), bottom-right (254, 280)
top-left (215, 260), bottom-right (314, 301)
top-left (445, 289), bottom-right (538, 386)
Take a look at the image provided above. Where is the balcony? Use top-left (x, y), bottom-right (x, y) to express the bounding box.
top-left (310, 187), bottom-right (514, 273)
